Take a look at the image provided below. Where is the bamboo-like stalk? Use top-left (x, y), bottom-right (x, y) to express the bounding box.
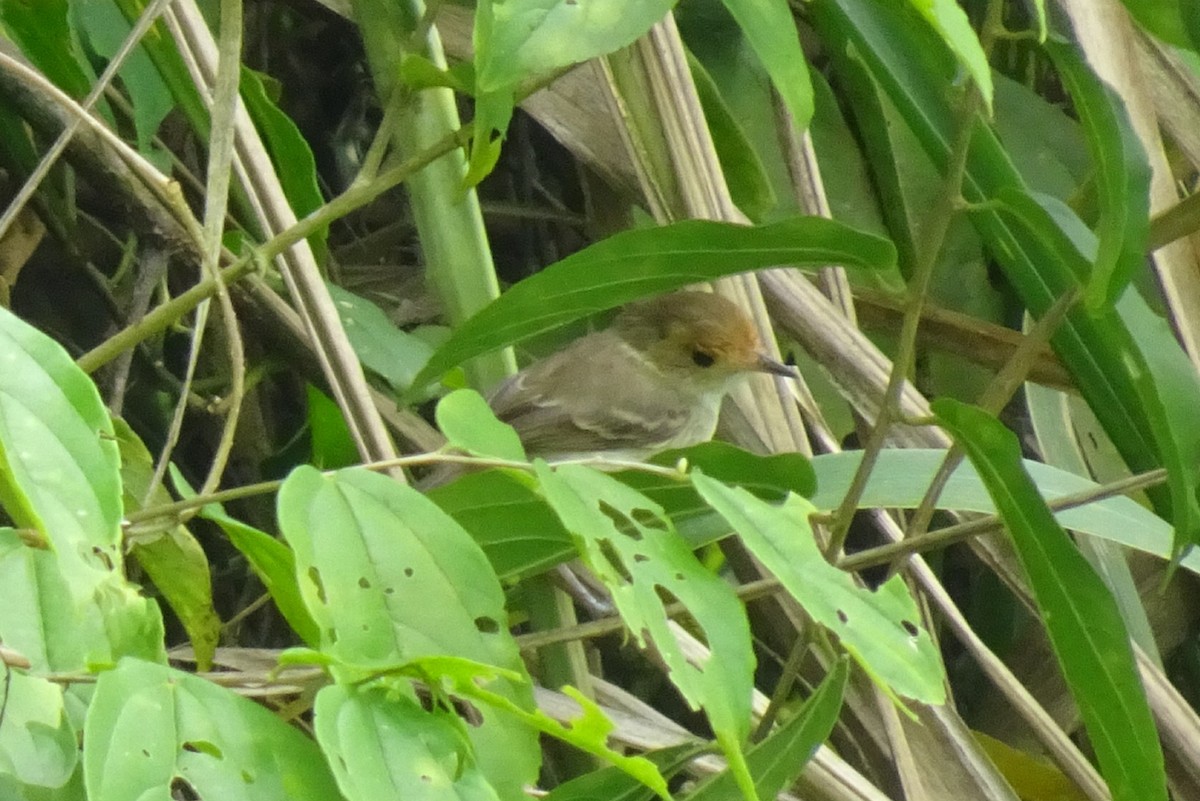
top-left (350, 0), bottom-right (515, 391)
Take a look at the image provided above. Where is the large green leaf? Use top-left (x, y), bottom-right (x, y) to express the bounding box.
top-left (84, 659), bottom-right (342, 801)
top-left (0, 306), bottom-right (122, 580)
top-left (718, 0), bottom-right (813, 127)
top-left (693, 474), bottom-right (944, 705)
top-left (0, 307), bottom-right (163, 666)
top-left (536, 463), bottom-right (758, 801)
top-left (240, 67), bottom-right (329, 263)
top-left (475, 0), bottom-right (674, 93)
top-left (314, 684), bottom-right (501, 801)
top-left (0, 528), bottom-right (95, 673)
top-left (688, 50), bottom-right (777, 221)
top-left (328, 283), bottom-right (437, 394)
top-left (411, 216), bottom-right (896, 389)
top-left (278, 466), bottom-right (540, 798)
top-left (0, 0), bottom-right (96, 102)
top-left (71, 0), bottom-right (173, 159)
top-left (934, 399), bottom-right (1166, 801)
top-left (470, 0), bottom-right (675, 183)
top-left (436, 389), bottom-right (527, 461)
top-left (1043, 39), bottom-right (1149, 308)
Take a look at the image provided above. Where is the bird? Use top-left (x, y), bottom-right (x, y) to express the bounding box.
top-left (486, 290), bottom-right (796, 462)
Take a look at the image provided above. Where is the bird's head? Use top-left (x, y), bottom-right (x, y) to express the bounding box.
top-left (614, 291), bottom-right (795, 392)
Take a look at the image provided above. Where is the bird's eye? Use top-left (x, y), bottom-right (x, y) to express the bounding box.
top-left (691, 349), bottom-right (715, 368)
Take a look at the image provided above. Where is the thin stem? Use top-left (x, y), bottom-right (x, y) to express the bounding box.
top-left (122, 452), bottom-right (685, 526)
top-left (901, 286), bottom-right (1082, 546)
top-left (825, 88), bottom-right (982, 557)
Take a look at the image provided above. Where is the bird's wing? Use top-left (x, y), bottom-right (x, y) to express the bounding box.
top-left (487, 336), bottom-right (693, 457)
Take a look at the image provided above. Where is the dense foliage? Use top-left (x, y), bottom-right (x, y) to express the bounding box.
top-left (2, 1), bottom-right (1200, 800)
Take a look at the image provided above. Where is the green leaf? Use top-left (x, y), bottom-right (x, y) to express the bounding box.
top-left (0, 308), bottom-right (164, 666)
top-left (411, 216), bottom-right (896, 389)
top-left (0, 528), bottom-right (92, 672)
top-left (240, 67), bottom-right (329, 264)
top-left (0, 671), bottom-right (78, 791)
top-left (306, 384), bottom-right (359, 470)
top-left (71, 0), bottom-right (172, 160)
top-left (329, 283), bottom-right (436, 394)
top-left (994, 189), bottom-right (1200, 556)
top-left (536, 463), bottom-right (758, 801)
top-left (469, 0), bottom-right (675, 185)
top-left (692, 473), bottom-right (945, 705)
top-left (106, 0), bottom-right (210, 151)
top-left (1043, 39), bottom-right (1149, 309)
top-left (0, 0), bottom-right (96, 102)
top-left (649, 441), bottom-right (815, 498)
top-left (429, 470), bottom-right (570, 581)
top-left (933, 399), bottom-right (1166, 801)
top-left (1112, 285), bottom-right (1200, 561)
top-left (84, 658), bottom-right (342, 801)
top-left (436, 389), bottom-right (527, 461)
top-left (812, 0), bottom-right (1200, 554)
top-left (277, 466), bottom-right (540, 798)
top-left (689, 658), bottom-right (848, 801)
top-left (0, 305), bottom-right (123, 583)
top-left (687, 50), bottom-right (777, 221)
top-left (992, 73), bottom-right (1090, 199)
top-left (907, 0), bottom-right (993, 109)
top-left (719, 0), bottom-right (814, 128)
top-left (115, 420), bottom-right (219, 671)
top-left (430, 444), bottom-right (812, 583)
top-left (544, 744), bottom-right (705, 801)
top-left (1116, 0), bottom-right (1200, 52)
top-left (474, 0), bottom-right (674, 94)
top-left (314, 684), bottom-right (500, 801)
top-left (809, 450), bottom-right (1200, 575)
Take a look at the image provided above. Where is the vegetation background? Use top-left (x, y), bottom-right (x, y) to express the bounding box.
top-left (1, 0), bottom-right (1200, 800)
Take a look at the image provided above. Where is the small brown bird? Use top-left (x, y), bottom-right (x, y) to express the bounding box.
top-left (487, 291), bottom-right (795, 461)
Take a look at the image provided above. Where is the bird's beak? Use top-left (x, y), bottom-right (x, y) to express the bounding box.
top-left (754, 353), bottom-right (797, 378)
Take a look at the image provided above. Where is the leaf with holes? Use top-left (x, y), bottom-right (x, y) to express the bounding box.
top-left (314, 684), bottom-right (497, 801)
top-left (693, 472), bottom-right (945, 705)
top-left (277, 466), bottom-right (540, 799)
top-left (536, 462), bottom-right (759, 801)
top-left (84, 658), bottom-right (341, 801)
